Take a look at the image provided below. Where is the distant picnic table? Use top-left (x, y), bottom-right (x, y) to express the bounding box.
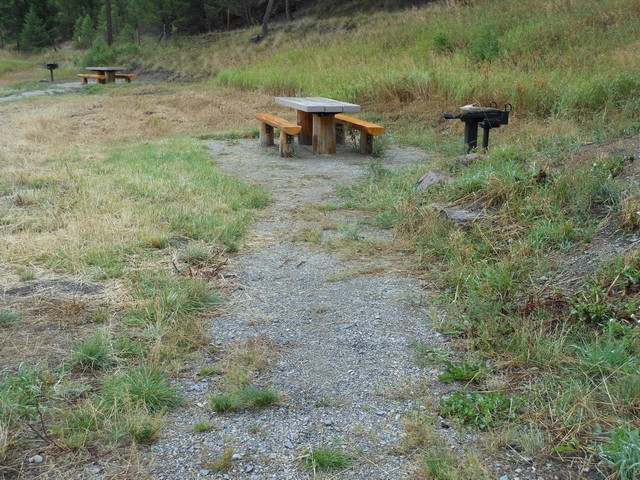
top-left (78, 67), bottom-right (136, 84)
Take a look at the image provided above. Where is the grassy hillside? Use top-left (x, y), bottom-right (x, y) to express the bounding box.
top-left (1, 0), bottom-right (639, 478)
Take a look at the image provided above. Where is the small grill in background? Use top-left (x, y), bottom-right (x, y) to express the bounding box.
top-left (443, 102), bottom-right (512, 153)
top-left (44, 63), bottom-right (59, 82)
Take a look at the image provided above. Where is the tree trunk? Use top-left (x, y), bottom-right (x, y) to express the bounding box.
top-left (261, 0), bottom-right (275, 37)
top-left (285, 0), bottom-right (293, 21)
top-left (105, 0), bottom-right (113, 45)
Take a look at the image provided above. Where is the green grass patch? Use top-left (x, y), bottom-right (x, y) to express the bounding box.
top-left (0, 364), bottom-right (50, 426)
top-left (0, 309), bottom-right (20, 328)
top-left (210, 386), bottom-right (279, 413)
top-left (100, 366), bottom-right (184, 414)
top-left (599, 427), bottom-right (640, 480)
top-left (438, 358), bottom-right (486, 383)
top-left (71, 330), bottom-right (115, 372)
top-left (440, 391), bottom-right (521, 430)
top-left (301, 446), bottom-right (352, 472)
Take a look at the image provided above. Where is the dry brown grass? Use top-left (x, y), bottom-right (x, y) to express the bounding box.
top-left (0, 85), bottom-right (269, 362)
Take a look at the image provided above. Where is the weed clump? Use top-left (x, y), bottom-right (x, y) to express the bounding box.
top-left (210, 386), bottom-right (278, 413)
top-left (440, 391), bottom-right (520, 430)
top-left (301, 446), bottom-right (352, 471)
top-left (71, 331), bottom-right (115, 371)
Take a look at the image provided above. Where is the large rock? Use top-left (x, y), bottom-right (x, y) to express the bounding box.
top-left (415, 169), bottom-right (450, 193)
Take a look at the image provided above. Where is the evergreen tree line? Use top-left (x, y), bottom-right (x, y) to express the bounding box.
top-left (0, 0), bottom-right (300, 52)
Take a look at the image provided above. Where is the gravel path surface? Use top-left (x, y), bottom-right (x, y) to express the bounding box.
top-left (149, 141), bottom-right (449, 479)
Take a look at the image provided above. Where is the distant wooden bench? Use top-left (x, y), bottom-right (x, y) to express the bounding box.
top-left (78, 73), bottom-right (105, 84)
top-left (335, 114), bottom-right (385, 155)
top-left (255, 113), bottom-right (302, 158)
top-left (115, 73), bottom-right (136, 83)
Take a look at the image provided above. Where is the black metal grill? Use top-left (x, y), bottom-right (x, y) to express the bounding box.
top-left (44, 63), bottom-right (59, 82)
top-left (443, 102), bottom-right (512, 153)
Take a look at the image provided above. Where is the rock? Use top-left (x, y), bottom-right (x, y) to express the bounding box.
top-left (431, 203), bottom-right (484, 224)
top-left (415, 169), bottom-right (450, 193)
top-left (245, 465), bottom-right (254, 473)
top-left (499, 476), bottom-right (509, 480)
top-left (29, 455), bottom-right (44, 464)
top-left (232, 453), bottom-right (243, 460)
top-left (459, 152), bottom-right (482, 166)
top-left (284, 440), bottom-right (294, 449)
top-left (199, 469), bottom-right (210, 476)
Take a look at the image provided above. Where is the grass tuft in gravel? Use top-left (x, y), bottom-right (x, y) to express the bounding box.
top-left (210, 386), bottom-right (279, 413)
top-left (301, 446), bottom-right (352, 472)
top-left (100, 366), bottom-right (184, 414)
top-left (207, 446), bottom-right (234, 472)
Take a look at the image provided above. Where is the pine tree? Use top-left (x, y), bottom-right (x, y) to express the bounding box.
top-left (20, 6), bottom-right (48, 52)
top-left (73, 14), bottom-right (95, 49)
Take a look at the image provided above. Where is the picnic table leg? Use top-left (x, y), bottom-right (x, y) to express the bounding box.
top-left (259, 123), bottom-right (274, 146)
top-left (312, 114), bottom-right (336, 155)
top-left (104, 71), bottom-right (116, 83)
top-left (297, 111), bottom-right (313, 145)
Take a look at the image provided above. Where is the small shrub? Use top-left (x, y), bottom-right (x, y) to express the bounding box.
top-left (301, 447), bottom-right (352, 471)
top-left (599, 427), bottom-right (640, 480)
top-left (440, 391), bottom-right (520, 430)
top-left (0, 309), bottom-right (20, 328)
top-left (432, 30), bottom-right (453, 53)
top-left (468, 25), bottom-right (501, 63)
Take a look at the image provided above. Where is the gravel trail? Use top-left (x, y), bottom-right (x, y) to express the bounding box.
top-left (150, 141), bottom-right (447, 479)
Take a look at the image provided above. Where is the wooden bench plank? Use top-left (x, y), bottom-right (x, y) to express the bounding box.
top-left (78, 73), bottom-right (106, 84)
top-left (335, 114), bottom-right (385, 135)
top-left (255, 113), bottom-right (301, 136)
top-left (334, 114), bottom-right (385, 155)
top-left (115, 73), bottom-right (136, 83)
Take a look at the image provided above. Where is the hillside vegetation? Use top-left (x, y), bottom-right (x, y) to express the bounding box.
top-left (1, 0), bottom-right (639, 478)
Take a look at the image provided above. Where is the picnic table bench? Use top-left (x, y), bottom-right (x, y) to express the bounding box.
top-left (115, 73), bottom-right (136, 83)
top-left (77, 73), bottom-right (106, 84)
top-left (335, 114), bottom-right (385, 155)
top-left (255, 113), bottom-right (302, 158)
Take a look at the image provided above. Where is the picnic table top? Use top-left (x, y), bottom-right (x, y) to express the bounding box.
top-left (85, 66), bottom-right (127, 71)
top-left (275, 96), bottom-right (360, 113)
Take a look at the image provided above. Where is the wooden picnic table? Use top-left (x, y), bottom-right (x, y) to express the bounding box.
top-left (275, 97), bottom-right (360, 154)
top-left (85, 66), bottom-right (127, 84)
